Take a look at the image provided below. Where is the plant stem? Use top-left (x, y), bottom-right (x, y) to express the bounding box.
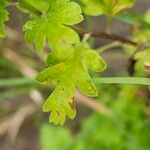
top-left (71, 26), bottom-right (137, 46)
top-left (6, 0), bottom-right (42, 16)
top-left (97, 41), bottom-right (121, 53)
top-left (19, 0), bottom-right (42, 16)
top-left (94, 77), bottom-right (150, 86)
top-left (0, 77), bottom-right (35, 87)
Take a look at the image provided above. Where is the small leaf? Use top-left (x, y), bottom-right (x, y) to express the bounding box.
top-left (77, 69), bottom-right (98, 97)
top-left (37, 43), bottom-right (106, 125)
top-left (134, 49), bottom-right (150, 75)
top-left (85, 50), bottom-right (106, 72)
top-left (23, 0), bottom-right (83, 52)
top-left (23, 20), bottom-right (36, 43)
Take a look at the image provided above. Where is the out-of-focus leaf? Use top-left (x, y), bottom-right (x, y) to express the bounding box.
top-left (134, 49), bottom-right (150, 76)
top-left (81, 0), bottom-right (135, 17)
top-left (116, 11), bottom-right (150, 28)
top-left (40, 124), bottom-right (73, 150)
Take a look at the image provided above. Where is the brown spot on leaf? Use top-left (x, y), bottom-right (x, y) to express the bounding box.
top-left (69, 99), bottom-right (75, 110)
top-left (58, 87), bottom-right (65, 91)
top-left (56, 111), bottom-right (60, 117)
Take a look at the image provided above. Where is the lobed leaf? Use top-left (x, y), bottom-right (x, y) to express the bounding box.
top-left (23, 0), bottom-right (83, 52)
top-left (36, 44), bottom-right (106, 125)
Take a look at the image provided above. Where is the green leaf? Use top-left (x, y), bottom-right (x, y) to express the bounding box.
top-left (36, 44), bottom-right (106, 125)
top-left (46, 51), bottom-right (71, 66)
top-left (36, 63), bottom-right (66, 85)
top-left (0, 0), bottom-right (9, 38)
top-left (134, 49), bottom-right (150, 75)
top-left (23, 0), bottom-right (83, 52)
top-left (0, 0), bottom-right (5, 8)
top-left (43, 79), bottom-right (76, 125)
top-left (38, 59), bottom-right (77, 125)
top-left (116, 11), bottom-right (150, 28)
top-left (85, 50), bottom-right (106, 72)
top-left (81, 0), bottom-right (135, 17)
top-left (77, 69), bottom-right (98, 97)
top-left (144, 9), bottom-right (150, 24)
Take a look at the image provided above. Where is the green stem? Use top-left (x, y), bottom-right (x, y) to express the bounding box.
top-left (94, 77), bottom-right (150, 86)
top-left (19, 0), bottom-right (42, 16)
top-left (97, 41), bottom-right (121, 53)
top-left (9, 0), bottom-right (42, 16)
top-left (0, 77), bottom-right (35, 87)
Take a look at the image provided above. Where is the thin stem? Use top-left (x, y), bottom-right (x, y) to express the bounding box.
top-left (6, 0), bottom-right (42, 16)
top-left (19, 0), bottom-right (42, 16)
top-left (97, 41), bottom-right (121, 53)
top-left (0, 77), bottom-right (35, 87)
top-left (71, 26), bottom-right (137, 46)
top-left (94, 77), bottom-right (150, 86)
